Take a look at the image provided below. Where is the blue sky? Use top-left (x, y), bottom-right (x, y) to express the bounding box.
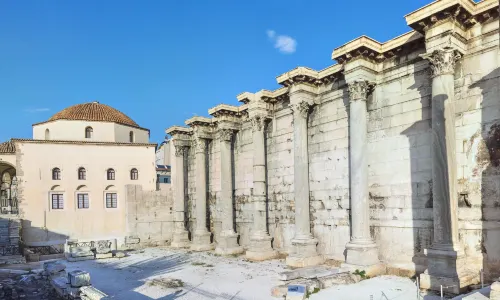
top-left (0, 0), bottom-right (431, 144)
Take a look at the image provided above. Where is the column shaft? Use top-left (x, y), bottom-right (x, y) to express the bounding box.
top-left (286, 100), bottom-right (322, 268)
top-left (191, 138), bottom-right (213, 251)
top-left (344, 80), bottom-right (379, 267)
top-left (246, 116), bottom-right (275, 260)
top-left (215, 129), bottom-right (243, 255)
top-left (171, 144), bottom-right (190, 248)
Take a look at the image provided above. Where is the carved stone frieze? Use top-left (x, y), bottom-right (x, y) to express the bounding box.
top-left (251, 115), bottom-right (267, 132)
top-left (218, 129), bottom-right (234, 142)
top-left (347, 81), bottom-right (375, 102)
top-left (290, 101), bottom-right (310, 119)
top-left (420, 48), bottom-right (461, 77)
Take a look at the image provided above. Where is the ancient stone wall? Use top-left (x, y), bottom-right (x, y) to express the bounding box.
top-left (125, 185), bottom-right (174, 248)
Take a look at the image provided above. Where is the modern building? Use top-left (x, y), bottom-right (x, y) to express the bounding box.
top-left (0, 101), bottom-right (157, 248)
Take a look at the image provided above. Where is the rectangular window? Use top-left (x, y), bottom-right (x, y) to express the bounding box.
top-left (51, 194), bottom-right (64, 209)
top-left (77, 193), bottom-right (89, 209)
top-left (105, 193), bottom-right (117, 208)
top-left (163, 178), bottom-right (168, 183)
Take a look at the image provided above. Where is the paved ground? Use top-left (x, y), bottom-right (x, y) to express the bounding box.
top-left (60, 247), bottom-right (490, 300)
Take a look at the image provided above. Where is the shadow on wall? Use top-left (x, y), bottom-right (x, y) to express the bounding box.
top-left (402, 62), bottom-right (433, 277)
top-left (471, 66), bottom-right (500, 282)
top-left (21, 220), bottom-right (69, 246)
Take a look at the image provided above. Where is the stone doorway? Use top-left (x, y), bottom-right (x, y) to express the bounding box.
top-left (0, 163), bottom-right (18, 215)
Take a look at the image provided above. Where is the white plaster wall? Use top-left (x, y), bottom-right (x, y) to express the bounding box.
top-left (15, 141), bottom-right (156, 245)
top-left (0, 154), bottom-right (17, 169)
top-left (114, 123), bottom-right (149, 143)
top-left (32, 120), bottom-right (149, 143)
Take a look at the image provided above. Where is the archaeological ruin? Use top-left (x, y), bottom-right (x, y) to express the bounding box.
top-left (156, 0), bottom-right (500, 294)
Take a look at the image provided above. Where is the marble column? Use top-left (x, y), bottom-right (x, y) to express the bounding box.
top-left (215, 129), bottom-right (243, 255)
top-left (246, 115), bottom-right (276, 261)
top-left (171, 144), bottom-right (190, 248)
top-left (191, 137), bottom-right (214, 251)
top-left (419, 48), bottom-right (466, 294)
top-left (286, 100), bottom-right (323, 268)
top-left (344, 80), bottom-right (379, 267)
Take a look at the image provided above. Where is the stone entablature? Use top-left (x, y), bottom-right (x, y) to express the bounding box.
top-left (165, 0), bottom-right (499, 292)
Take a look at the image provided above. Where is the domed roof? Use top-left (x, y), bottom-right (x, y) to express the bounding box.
top-left (47, 102), bottom-right (139, 128)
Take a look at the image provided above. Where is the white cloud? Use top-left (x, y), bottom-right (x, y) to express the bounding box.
top-left (266, 29), bottom-right (296, 54)
top-left (25, 108), bottom-right (50, 113)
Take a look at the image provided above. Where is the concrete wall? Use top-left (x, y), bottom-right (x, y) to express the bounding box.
top-left (15, 141), bottom-right (156, 246)
top-left (125, 184), bottom-right (174, 248)
top-left (33, 119), bottom-right (149, 143)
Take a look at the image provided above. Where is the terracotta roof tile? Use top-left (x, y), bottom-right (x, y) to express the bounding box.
top-left (0, 141), bottom-right (15, 154)
top-left (37, 102), bottom-right (141, 128)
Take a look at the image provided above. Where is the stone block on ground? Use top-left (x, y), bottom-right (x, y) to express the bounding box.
top-left (491, 282), bottom-right (500, 300)
top-left (68, 270), bottom-right (91, 288)
top-left (114, 251), bottom-right (126, 258)
top-left (43, 261), bottom-right (66, 274)
top-left (316, 272), bottom-right (362, 289)
top-left (80, 286), bottom-right (109, 300)
top-left (96, 247), bottom-right (111, 254)
top-left (67, 255), bottom-right (95, 262)
top-left (96, 252), bottom-right (113, 259)
top-left (51, 276), bottom-right (69, 297)
top-left (279, 266), bottom-right (337, 281)
top-left (70, 246), bottom-right (94, 258)
top-left (286, 284), bottom-right (307, 300)
top-left (462, 292), bottom-right (489, 300)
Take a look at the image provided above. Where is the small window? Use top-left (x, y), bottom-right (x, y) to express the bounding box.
top-left (107, 169), bottom-right (115, 180)
top-left (129, 131), bottom-right (134, 143)
top-left (130, 168), bottom-right (138, 180)
top-left (51, 194), bottom-right (64, 209)
top-left (163, 178), bottom-right (168, 183)
top-left (77, 193), bottom-right (89, 209)
top-left (78, 167), bottom-right (86, 180)
top-left (85, 127), bottom-right (93, 139)
top-left (105, 193), bottom-right (117, 208)
top-left (52, 168), bottom-right (61, 180)
top-left (45, 129), bottom-right (50, 140)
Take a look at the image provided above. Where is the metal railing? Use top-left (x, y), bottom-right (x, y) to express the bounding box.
top-left (27, 246), bottom-right (63, 255)
top-left (0, 197), bottom-right (18, 214)
top-left (0, 245), bottom-right (20, 256)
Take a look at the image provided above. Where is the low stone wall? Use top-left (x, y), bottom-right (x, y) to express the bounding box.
top-left (124, 185), bottom-right (174, 248)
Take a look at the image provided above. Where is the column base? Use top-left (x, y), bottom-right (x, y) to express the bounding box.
top-left (190, 231), bottom-right (214, 252)
top-left (246, 234), bottom-right (276, 261)
top-left (286, 237), bottom-right (323, 268)
top-left (215, 231), bottom-right (244, 256)
top-left (345, 240), bottom-right (379, 266)
top-left (419, 246), bottom-right (477, 294)
top-left (171, 230), bottom-right (190, 249)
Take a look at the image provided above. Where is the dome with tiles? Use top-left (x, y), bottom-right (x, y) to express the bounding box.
top-left (48, 101), bottom-right (139, 128)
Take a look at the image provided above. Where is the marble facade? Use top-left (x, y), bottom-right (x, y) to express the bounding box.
top-left (165, 0), bottom-right (500, 294)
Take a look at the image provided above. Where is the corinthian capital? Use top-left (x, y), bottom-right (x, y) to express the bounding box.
top-left (218, 129), bottom-right (234, 142)
top-left (192, 138), bottom-right (206, 153)
top-left (420, 48), bottom-right (461, 77)
top-left (251, 115), bottom-right (267, 132)
top-left (174, 145), bottom-right (188, 157)
top-left (347, 81), bottom-right (374, 102)
top-left (290, 101), bottom-right (310, 119)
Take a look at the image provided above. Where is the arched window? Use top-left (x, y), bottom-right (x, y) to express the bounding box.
top-left (78, 167), bottom-right (86, 180)
top-left (45, 129), bottom-right (50, 140)
top-left (85, 127), bottom-right (93, 139)
top-left (107, 168), bottom-right (115, 180)
top-left (129, 131), bottom-right (134, 143)
top-left (52, 168), bottom-right (61, 180)
top-left (130, 168), bottom-right (138, 180)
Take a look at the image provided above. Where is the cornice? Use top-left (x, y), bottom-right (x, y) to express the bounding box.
top-left (185, 116), bottom-right (213, 127)
top-left (276, 67), bottom-right (320, 87)
top-left (165, 126), bottom-right (193, 137)
top-left (236, 92), bottom-right (254, 104)
top-left (208, 104), bottom-right (241, 117)
top-left (332, 31), bottom-right (424, 64)
top-left (405, 0), bottom-right (499, 32)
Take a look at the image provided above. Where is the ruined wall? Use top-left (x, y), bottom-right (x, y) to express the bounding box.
top-left (180, 18), bottom-right (499, 277)
top-left (125, 185), bottom-right (174, 248)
